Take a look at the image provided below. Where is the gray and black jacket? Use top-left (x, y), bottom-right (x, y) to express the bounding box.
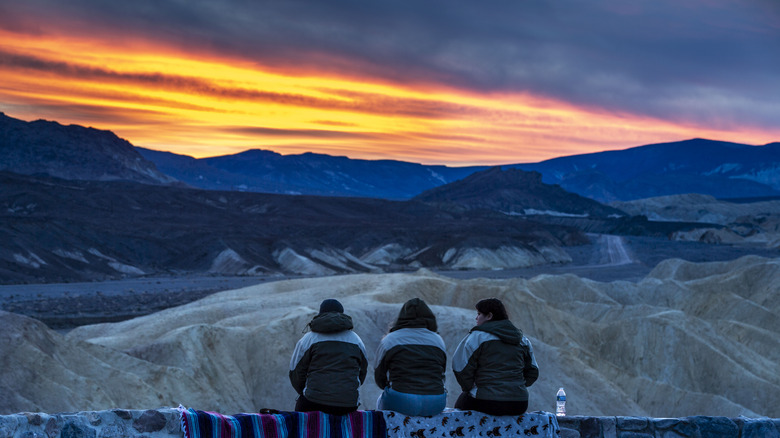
top-left (289, 312), bottom-right (368, 407)
top-left (452, 319), bottom-right (539, 401)
top-left (374, 298), bottom-right (447, 395)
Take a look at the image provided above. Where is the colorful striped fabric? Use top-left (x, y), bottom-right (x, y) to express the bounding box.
top-left (180, 407), bottom-right (387, 438)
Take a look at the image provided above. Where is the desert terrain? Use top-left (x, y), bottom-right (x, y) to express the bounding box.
top-left (3, 234), bottom-right (777, 330)
top-left (1, 233), bottom-right (778, 419)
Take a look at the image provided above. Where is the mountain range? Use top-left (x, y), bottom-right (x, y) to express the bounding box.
top-left (0, 112), bottom-right (766, 283)
top-left (141, 138), bottom-right (780, 202)
top-left (3, 112), bottom-right (779, 202)
top-left (137, 146), bottom-right (484, 199)
top-left (511, 138), bottom-right (780, 202)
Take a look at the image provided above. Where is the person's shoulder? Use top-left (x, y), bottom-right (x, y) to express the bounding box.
top-left (344, 329), bottom-right (366, 344)
top-left (297, 331), bottom-right (315, 342)
top-left (387, 327), bottom-right (445, 348)
top-left (466, 328), bottom-right (500, 344)
top-left (346, 330), bottom-right (368, 353)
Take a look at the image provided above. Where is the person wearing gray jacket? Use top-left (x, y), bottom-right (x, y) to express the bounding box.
top-left (374, 298), bottom-right (447, 416)
top-left (452, 298), bottom-right (539, 416)
top-left (289, 299), bottom-right (368, 415)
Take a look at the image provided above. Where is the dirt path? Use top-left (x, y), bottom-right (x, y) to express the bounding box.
top-left (593, 234), bottom-right (634, 266)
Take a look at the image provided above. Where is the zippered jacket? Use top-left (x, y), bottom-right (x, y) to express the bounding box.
top-left (374, 298), bottom-right (447, 395)
top-left (452, 319), bottom-right (539, 401)
top-left (374, 327), bottom-right (447, 395)
top-left (289, 312), bottom-right (368, 407)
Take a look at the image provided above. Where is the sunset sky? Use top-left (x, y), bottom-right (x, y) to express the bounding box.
top-left (1, 0), bottom-right (778, 165)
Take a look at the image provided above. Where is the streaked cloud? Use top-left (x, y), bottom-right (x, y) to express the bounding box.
top-left (0, 0), bottom-right (778, 165)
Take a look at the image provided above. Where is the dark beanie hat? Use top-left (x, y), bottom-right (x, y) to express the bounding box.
top-left (319, 299), bottom-right (344, 314)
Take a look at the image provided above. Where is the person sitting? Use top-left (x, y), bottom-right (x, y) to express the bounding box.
top-left (452, 297), bottom-right (539, 416)
top-left (289, 299), bottom-right (368, 415)
top-left (374, 298), bottom-right (447, 416)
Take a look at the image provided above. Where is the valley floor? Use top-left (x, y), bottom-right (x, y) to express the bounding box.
top-left (443, 235), bottom-right (780, 283)
top-left (1, 235), bottom-right (778, 330)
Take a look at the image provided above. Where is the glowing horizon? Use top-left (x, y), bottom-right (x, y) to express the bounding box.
top-left (1, 1), bottom-right (778, 166)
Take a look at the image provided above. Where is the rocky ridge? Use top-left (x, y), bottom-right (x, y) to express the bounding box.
top-left (0, 113), bottom-right (174, 185)
top-left (138, 147), bottom-right (485, 199)
top-left (513, 139), bottom-right (780, 202)
top-left (414, 167), bottom-right (625, 218)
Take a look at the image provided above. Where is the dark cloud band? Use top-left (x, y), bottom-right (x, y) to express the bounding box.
top-left (1, 0), bottom-right (778, 131)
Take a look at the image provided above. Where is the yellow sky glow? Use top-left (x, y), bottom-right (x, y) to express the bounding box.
top-left (1, 30), bottom-right (778, 166)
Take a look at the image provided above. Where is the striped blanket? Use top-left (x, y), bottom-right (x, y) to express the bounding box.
top-left (180, 407), bottom-right (387, 438)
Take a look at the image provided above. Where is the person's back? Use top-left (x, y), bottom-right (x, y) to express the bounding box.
top-left (290, 299), bottom-right (367, 415)
top-left (452, 298), bottom-right (538, 416)
top-left (375, 298), bottom-right (447, 416)
top-left (455, 319), bottom-right (536, 401)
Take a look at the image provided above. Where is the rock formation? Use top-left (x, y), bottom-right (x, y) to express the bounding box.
top-left (1, 256), bottom-right (778, 418)
top-left (613, 194), bottom-right (780, 247)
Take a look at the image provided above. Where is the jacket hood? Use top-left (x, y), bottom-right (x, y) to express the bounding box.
top-left (390, 298), bottom-right (437, 332)
top-left (471, 319), bottom-right (521, 345)
top-left (309, 311), bottom-right (354, 333)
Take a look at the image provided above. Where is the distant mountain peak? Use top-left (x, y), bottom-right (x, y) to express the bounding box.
top-left (515, 138), bottom-right (780, 202)
top-left (414, 166), bottom-right (624, 217)
top-left (0, 113), bottom-right (175, 185)
top-left (233, 148), bottom-right (281, 158)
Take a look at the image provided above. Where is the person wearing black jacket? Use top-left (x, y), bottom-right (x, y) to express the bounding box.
top-left (374, 298), bottom-right (447, 416)
top-left (289, 299), bottom-right (368, 415)
top-left (452, 298), bottom-right (539, 416)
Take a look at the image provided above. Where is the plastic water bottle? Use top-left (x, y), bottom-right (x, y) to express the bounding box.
top-left (556, 387), bottom-right (566, 416)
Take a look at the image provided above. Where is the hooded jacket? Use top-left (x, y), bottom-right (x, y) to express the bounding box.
top-left (452, 319), bottom-right (539, 401)
top-left (374, 298), bottom-right (447, 395)
top-left (289, 312), bottom-right (368, 407)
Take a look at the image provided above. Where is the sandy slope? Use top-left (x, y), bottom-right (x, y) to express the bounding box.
top-left (612, 194), bottom-right (780, 225)
top-left (1, 256), bottom-right (779, 418)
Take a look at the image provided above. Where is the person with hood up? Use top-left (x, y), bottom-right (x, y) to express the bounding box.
top-left (374, 297), bottom-right (447, 416)
top-left (452, 298), bottom-right (539, 415)
top-left (289, 299), bottom-right (368, 415)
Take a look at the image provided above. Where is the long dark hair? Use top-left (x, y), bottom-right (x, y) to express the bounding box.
top-left (475, 298), bottom-right (509, 321)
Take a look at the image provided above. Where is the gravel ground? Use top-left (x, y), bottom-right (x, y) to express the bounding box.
top-left (1, 235), bottom-right (777, 331)
top-left (0, 276), bottom-right (281, 330)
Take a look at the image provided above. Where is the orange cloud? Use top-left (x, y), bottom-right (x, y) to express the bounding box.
top-left (0, 29), bottom-right (778, 166)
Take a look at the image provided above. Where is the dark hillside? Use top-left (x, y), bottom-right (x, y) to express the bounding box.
top-left (513, 139), bottom-right (780, 202)
top-left (414, 167), bottom-right (626, 218)
top-left (0, 113), bottom-right (174, 185)
top-left (0, 171), bottom-right (585, 284)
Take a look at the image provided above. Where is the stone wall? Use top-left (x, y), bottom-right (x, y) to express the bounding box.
top-left (0, 408), bottom-right (181, 438)
top-left (557, 415), bottom-right (780, 438)
top-left (1, 408), bottom-right (779, 438)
